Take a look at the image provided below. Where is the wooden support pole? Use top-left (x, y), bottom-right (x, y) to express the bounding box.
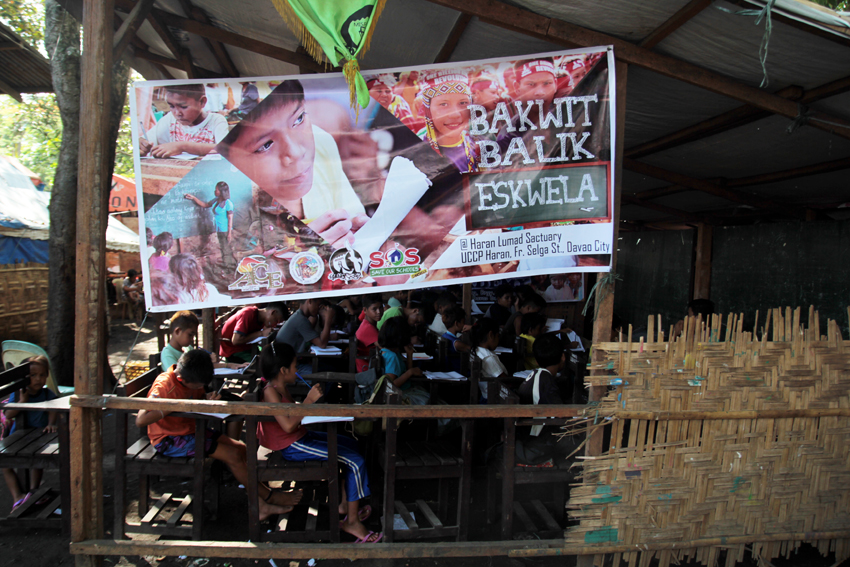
top-left (586, 59), bottom-right (627, 471)
top-left (201, 308), bottom-right (214, 351)
top-left (73, 0), bottom-right (112, 564)
top-left (0, 77), bottom-right (23, 102)
top-left (692, 222), bottom-right (712, 300)
top-left (462, 283), bottom-right (472, 324)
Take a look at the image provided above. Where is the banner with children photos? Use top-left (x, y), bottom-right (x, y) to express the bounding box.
top-left (131, 47), bottom-right (616, 312)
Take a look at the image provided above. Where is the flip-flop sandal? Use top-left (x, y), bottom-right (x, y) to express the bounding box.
top-left (339, 504), bottom-right (372, 526)
top-left (354, 531), bottom-right (383, 544)
top-left (11, 492), bottom-right (32, 513)
top-left (35, 495), bottom-right (51, 506)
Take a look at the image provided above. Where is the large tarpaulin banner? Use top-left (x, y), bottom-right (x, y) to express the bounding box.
top-left (131, 47), bottom-right (616, 312)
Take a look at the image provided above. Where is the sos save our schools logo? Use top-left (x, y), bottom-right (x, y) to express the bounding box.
top-left (368, 247), bottom-right (424, 278)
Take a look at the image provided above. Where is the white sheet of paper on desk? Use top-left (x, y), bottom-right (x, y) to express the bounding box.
top-left (566, 330), bottom-right (585, 352)
top-left (513, 370), bottom-right (533, 380)
top-left (311, 346), bottom-right (342, 355)
top-left (545, 318), bottom-right (564, 333)
top-left (248, 336), bottom-right (265, 344)
top-left (301, 416), bottom-right (354, 425)
top-left (214, 368), bottom-right (242, 375)
top-left (424, 371), bottom-right (466, 381)
top-left (327, 339), bottom-right (348, 345)
top-left (411, 352), bottom-right (432, 360)
top-left (189, 412), bottom-right (230, 419)
top-left (353, 157), bottom-right (431, 259)
top-left (494, 346), bottom-right (512, 354)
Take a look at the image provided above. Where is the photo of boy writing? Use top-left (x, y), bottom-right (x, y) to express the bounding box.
top-left (139, 84), bottom-right (228, 159)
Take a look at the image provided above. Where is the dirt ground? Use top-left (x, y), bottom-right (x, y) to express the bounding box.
top-left (0, 318), bottom-right (845, 567)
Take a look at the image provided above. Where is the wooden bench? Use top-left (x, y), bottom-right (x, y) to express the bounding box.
top-left (244, 387), bottom-right (341, 543)
top-left (113, 366), bottom-right (220, 540)
top-left (380, 382), bottom-right (472, 542)
top-left (0, 361), bottom-right (70, 533)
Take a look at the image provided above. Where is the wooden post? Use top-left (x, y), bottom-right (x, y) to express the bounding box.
top-left (587, 60), bottom-right (627, 470)
top-left (72, 0), bottom-right (113, 565)
top-left (693, 222), bottom-right (712, 300)
top-left (462, 283), bottom-right (472, 324)
top-left (201, 308), bottom-right (215, 351)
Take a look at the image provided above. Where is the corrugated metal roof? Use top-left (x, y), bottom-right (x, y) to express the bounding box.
top-left (0, 21), bottom-right (52, 97)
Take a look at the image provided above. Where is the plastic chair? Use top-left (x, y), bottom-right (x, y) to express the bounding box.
top-left (1, 340), bottom-right (67, 396)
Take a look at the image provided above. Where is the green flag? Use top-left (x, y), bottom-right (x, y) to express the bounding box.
top-left (271, 0), bottom-right (386, 110)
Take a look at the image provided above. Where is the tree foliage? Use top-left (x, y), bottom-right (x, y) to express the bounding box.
top-left (0, 0), bottom-right (44, 51)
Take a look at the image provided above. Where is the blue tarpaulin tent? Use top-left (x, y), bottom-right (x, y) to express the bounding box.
top-left (0, 155), bottom-right (140, 264)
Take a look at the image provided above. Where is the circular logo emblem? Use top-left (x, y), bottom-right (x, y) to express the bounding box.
top-left (289, 252), bottom-right (324, 285)
top-left (387, 248), bottom-right (405, 266)
top-left (328, 248), bottom-right (365, 282)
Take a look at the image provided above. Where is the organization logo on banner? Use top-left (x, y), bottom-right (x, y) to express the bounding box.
top-left (369, 246), bottom-right (423, 278)
top-left (229, 255), bottom-right (285, 292)
top-left (289, 252), bottom-right (325, 285)
top-left (328, 247), bottom-right (366, 282)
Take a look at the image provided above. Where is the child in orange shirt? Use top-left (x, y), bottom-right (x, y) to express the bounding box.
top-left (135, 350), bottom-right (300, 520)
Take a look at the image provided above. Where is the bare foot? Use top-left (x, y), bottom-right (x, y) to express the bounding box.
top-left (258, 500), bottom-right (293, 522)
top-left (340, 518), bottom-right (369, 540)
top-left (267, 488), bottom-right (303, 507)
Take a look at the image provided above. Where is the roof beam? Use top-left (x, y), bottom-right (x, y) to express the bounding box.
top-left (113, 0), bottom-right (155, 62)
top-left (623, 158), bottom-right (806, 218)
top-left (726, 154), bottom-right (850, 188)
top-left (621, 194), bottom-right (713, 224)
top-left (175, 0), bottom-right (239, 77)
top-left (632, 153), bottom-right (850, 202)
top-left (131, 47), bottom-right (223, 78)
top-left (626, 72), bottom-right (850, 159)
top-left (434, 13), bottom-right (472, 63)
top-left (424, 0), bottom-right (850, 142)
top-left (639, 0), bottom-right (712, 49)
top-left (121, 3), bottom-right (325, 72)
top-left (0, 77), bottom-right (23, 102)
top-left (0, 42), bottom-right (22, 51)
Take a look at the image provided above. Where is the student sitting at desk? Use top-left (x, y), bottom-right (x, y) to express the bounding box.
top-left (135, 350), bottom-right (301, 520)
top-left (2, 356), bottom-right (57, 512)
top-left (219, 304), bottom-right (286, 363)
top-left (276, 298), bottom-right (336, 375)
top-left (470, 318), bottom-right (509, 381)
top-left (519, 312), bottom-right (547, 370)
top-left (258, 342), bottom-right (381, 543)
top-left (355, 295), bottom-right (384, 372)
top-left (378, 317), bottom-right (428, 406)
top-left (515, 334), bottom-right (575, 467)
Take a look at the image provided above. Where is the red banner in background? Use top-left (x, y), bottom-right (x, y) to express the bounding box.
top-left (109, 174), bottom-right (138, 212)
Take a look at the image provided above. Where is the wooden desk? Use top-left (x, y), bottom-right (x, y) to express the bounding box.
top-left (2, 396), bottom-right (71, 533)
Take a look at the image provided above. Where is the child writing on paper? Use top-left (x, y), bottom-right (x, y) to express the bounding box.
top-left (470, 318), bottom-right (509, 381)
top-left (135, 350), bottom-right (301, 520)
top-left (139, 84), bottom-right (228, 158)
top-left (258, 341), bottom-right (381, 543)
top-left (218, 80), bottom-right (370, 250)
top-left (2, 356), bottom-right (57, 512)
top-left (378, 317), bottom-right (429, 406)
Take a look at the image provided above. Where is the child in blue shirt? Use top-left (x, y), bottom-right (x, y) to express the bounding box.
top-left (2, 356), bottom-right (57, 512)
top-left (379, 317), bottom-right (429, 406)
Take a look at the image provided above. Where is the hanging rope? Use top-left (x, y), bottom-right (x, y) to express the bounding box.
top-left (582, 272), bottom-right (623, 321)
top-left (718, 0), bottom-right (777, 88)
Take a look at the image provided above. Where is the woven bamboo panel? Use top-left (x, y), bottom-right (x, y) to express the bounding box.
top-left (0, 263), bottom-right (49, 348)
top-left (566, 307), bottom-right (850, 567)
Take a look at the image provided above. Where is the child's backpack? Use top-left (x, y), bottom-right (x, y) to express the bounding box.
top-left (352, 369), bottom-right (385, 437)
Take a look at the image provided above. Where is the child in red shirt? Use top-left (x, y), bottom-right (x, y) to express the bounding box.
top-left (354, 295), bottom-right (384, 372)
top-left (136, 350), bottom-right (300, 520)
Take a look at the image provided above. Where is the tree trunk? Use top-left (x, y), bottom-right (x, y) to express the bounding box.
top-left (46, 0), bottom-right (130, 387)
top-left (45, 0), bottom-right (81, 388)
